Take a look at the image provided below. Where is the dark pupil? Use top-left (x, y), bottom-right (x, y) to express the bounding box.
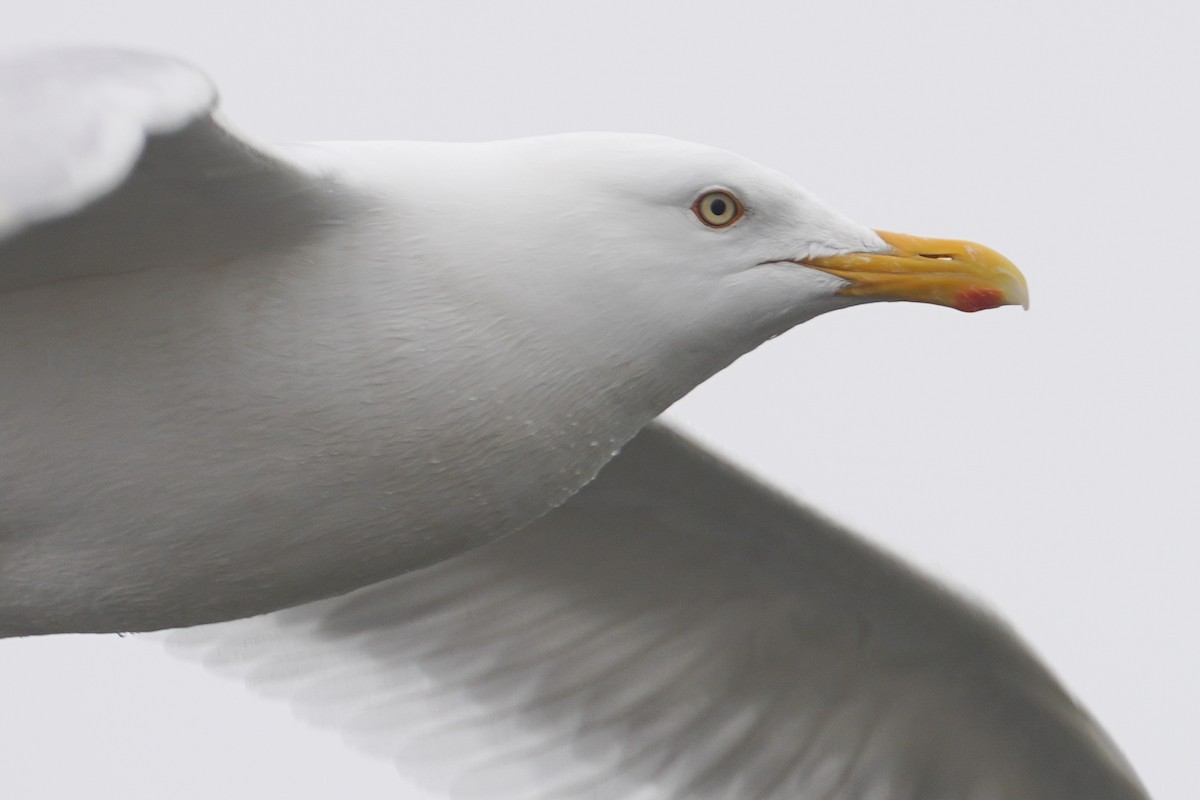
top-left (709, 197), bottom-right (728, 217)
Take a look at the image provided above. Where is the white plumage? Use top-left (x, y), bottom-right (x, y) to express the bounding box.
top-left (0, 47), bottom-right (917, 636)
top-left (0, 48), bottom-right (1146, 800)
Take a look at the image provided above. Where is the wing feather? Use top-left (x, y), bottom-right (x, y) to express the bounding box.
top-left (0, 47), bottom-right (348, 292)
top-left (166, 423), bottom-right (1147, 799)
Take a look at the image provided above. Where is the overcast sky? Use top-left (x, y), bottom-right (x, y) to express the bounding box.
top-left (2, 2), bottom-right (1197, 798)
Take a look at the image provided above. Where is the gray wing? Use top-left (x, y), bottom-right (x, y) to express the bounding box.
top-left (167, 422), bottom-right (1148, 800)
top-left (0, 47), bottom-right (344, 293)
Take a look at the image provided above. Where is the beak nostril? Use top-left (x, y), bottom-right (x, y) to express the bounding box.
top-left (921, 254), bottom-right (956, 261)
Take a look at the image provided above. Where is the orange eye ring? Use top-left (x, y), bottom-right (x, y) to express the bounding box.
top-left (692, 190), bottom-right (744, 228)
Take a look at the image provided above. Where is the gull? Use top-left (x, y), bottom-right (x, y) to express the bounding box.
top-left (0, 48), bottom-right (1146, 798)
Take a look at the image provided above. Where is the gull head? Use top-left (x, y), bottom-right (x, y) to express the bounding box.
top-left (376, 133), bottom-right (1027, 372)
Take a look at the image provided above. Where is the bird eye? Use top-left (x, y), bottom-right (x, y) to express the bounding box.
top-left (692, 190), bottom-right (744, 228)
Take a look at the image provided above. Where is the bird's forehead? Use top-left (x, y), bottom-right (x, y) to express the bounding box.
top-left (498, 133), bottom-right (797, 204)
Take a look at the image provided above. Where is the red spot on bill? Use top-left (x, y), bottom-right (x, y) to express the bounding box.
top-left (954, 288), bottom-right (1005, 313)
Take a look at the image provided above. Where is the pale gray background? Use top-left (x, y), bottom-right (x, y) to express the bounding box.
top-left (1, 1), bottom-right (1196, 798)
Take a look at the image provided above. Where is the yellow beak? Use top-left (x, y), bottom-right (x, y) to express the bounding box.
top-left (802, 230), bottom-right (1029, 312)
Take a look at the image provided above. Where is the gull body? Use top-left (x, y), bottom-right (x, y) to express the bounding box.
top-left (0, 48), bottom-right (1148, 800)
top-left (0, 120), bottom-right (877, 634)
